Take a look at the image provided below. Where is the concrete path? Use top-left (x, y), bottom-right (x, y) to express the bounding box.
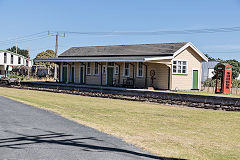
top-left (0, 96), bottom-right (179, 160)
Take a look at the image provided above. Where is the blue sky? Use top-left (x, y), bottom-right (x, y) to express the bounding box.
top-left (0, 0), bottom-right (240, 60)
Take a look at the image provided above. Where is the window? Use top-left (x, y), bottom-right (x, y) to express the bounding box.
top-left (172, 60), bottom-right (187, 74)
top-left (26, 60), bottom-right (29, 66)
top-left (102, 65), bottom-right (106, 74)
top-left (11, 55), bottom-right (13, 64)
top-left (94, 62), bottom-right (99, 75)
top-left (137, 62), bottom-right (143, 77)
top-left (124, 62), bottom-right (130, 77)
top-left (87, 62), bottom-right (91, 75)
top-left (114, 65), bottom-right (119, 75)
top-left (18, 57), bottom-right (21, 64)
top-left (4, 53), bottom-right (7, 64)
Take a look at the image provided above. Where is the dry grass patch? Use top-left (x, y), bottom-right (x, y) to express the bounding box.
top-left (0, 87), bottom-right (240, 160)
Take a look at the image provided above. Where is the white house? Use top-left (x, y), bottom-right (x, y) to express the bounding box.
top-left (0, 50), bottom-right (33, 77)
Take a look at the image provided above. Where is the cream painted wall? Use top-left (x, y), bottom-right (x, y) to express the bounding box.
top-left (171, 47), bottom-right (203, 90)
top-left (57, 46), bottom-right (203, 90)
top-left (58, 61), bottom-right (170, 89)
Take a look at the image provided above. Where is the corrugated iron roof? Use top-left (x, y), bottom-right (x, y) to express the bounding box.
top-left (59, 42), bottom-right (188, 57)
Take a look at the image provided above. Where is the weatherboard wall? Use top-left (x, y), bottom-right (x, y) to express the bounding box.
top-left (171, 47), bottom-right (203, 90)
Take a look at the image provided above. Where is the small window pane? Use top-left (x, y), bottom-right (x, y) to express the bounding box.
top-left (173, 60), bottom-right (187, 74)
top-left (124, 63), bottom-right (130, 76)
top-left (173, 66), bottom-right (176, 73)
top-left (87, 62), bottom-right (91, 75)
top-left (94, 62), bottom-right (99, 75)
top-left (102, 66), bottom-right (106, 74)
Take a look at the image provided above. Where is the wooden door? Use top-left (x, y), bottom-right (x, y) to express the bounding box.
top-left (62, 66), bottom-right (67, 83)
top-left (193, 70), bottom-right (198, 89)
top-left (80, 66), bottom-right (84, 84)
top-left (107, 67), bottom-right (114, 86)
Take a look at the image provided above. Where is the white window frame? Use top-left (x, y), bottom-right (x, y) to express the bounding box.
top-left (18, 57), bottom-right (21, 64)
top-left (137, 62), bottom-right (144, 77)
top-left (114, 65), bottom-right (119, 75)
top-left (11, 55), bottom-right (14, 64)
top-left (172, 60), bottom-right (188, 74)
top-left (4, 53), bottom-right (7, 64)
top-left (86, 62), bottom-right (91, 75)
top-left (102, 65), bottom-right (106, 74)
top-left (94, 62), bottom-right (99, 75)
top-left (123, 62), bottom-right (130, 77)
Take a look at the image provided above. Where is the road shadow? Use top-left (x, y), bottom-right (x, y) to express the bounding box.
top-left (0, 129), bottom-right (185, 160)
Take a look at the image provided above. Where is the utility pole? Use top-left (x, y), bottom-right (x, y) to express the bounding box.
top-left (27, 48), bottom-right (30, 80)
top-left (48, 31), bottom-right (65, 81)
top-left (16, 42), bottom-right (18, 54)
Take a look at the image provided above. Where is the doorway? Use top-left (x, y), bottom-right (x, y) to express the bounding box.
top-left (192, 70), bottom-right (198, 89)
top-left (62, 65), bottom-right (67, 83)
top-left (79, 66), bottom-right (85, 84)
top-left (71, 65), bottom-right (75, 83)
top-left (107, 67), bottom-right (114, 86)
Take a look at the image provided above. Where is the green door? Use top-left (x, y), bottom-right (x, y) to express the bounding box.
top-left (80, 66), bottom-right (84, 84)
top-left (107, 67), bottom-right (114, 86)
top-left (193, 70), bottom-right (198, 89)
top-left (71, 67), bottom-right (74, 83)
top-left (62, 66), bottom-right (67, 83)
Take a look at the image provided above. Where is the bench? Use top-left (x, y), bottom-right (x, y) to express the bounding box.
top-left (122, 78), bottom-right (134, 88)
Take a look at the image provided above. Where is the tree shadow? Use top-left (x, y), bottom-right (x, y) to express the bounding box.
top-left (0, 129), bottom-right (185, 160)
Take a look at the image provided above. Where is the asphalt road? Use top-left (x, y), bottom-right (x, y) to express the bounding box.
top-left (0, 96), bottom-right (181, 160)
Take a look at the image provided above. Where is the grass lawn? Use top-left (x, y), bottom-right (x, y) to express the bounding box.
top-left (0, 87), bottom-right (240, 160)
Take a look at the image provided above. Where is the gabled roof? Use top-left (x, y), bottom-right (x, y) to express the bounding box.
top-left (173, 42), bottom-right (208, 61)
top-left (34, 42), bottom-right (208, 63)
top-left (59, 42), bottom-right (188, 57)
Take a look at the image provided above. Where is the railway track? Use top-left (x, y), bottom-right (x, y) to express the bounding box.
top-left (1, 81), bottom-right (240, 112)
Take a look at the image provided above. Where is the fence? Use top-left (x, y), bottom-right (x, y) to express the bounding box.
top-left (201, 86), bottom-right (240, 95)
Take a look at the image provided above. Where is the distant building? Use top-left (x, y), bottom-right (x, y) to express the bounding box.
top-left (0, 50), bottom-right (33, 78)
top-left (201, 60), bottom-right (219, 82)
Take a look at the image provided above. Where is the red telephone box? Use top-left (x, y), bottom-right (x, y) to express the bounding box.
top-left (215, 64), bottom-right (232, 94)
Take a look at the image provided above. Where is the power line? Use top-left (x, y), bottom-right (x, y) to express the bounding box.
top-left (206, 50), bottom-right (240, 53)
top-left (1, 26), bottom-right (240, 46)
top-left (55, 26), bottom-right (240, 36)
top-left (0, 31), bottom-right (47, 43)
top-left (0, 35), bottom-right (51, 46)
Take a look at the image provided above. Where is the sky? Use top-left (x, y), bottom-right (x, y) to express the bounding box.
top-left (0, 0), bottom-right (240, 60)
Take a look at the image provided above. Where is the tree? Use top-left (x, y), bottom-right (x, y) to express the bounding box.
top-left (223, 59), bottom-right (240, 79)
top-left (204, 53), bottom-right (240, 79)
top-left (214, 59), bottom-right (240, 79)
top-left (34, 50), bottom-right (56, 68)
top-left (7, 46), bottom-right (29, 58)
top-left (204, 53), bottom-right (216, 61)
